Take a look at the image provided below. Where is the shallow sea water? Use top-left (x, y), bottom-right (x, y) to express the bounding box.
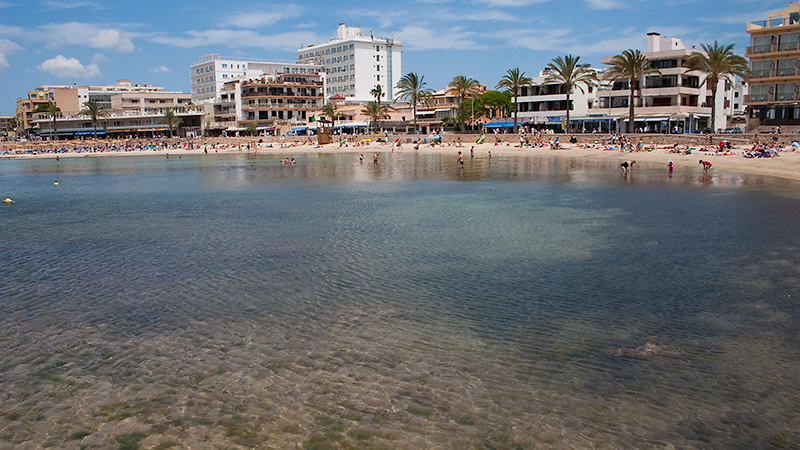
top-left (1, 151), bottom-right (799, 449)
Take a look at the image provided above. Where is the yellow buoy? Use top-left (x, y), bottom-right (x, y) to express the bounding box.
top-left (4, 198), bottom-right (13, 203)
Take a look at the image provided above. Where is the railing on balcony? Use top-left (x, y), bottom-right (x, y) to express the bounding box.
top-left (746, 44), bottom-right (775, 55)
top-left (745, 93), bottom-right (800, 102)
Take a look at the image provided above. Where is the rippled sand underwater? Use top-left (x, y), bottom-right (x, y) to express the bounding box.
top-left (1, 153), bottom-right (799, 449)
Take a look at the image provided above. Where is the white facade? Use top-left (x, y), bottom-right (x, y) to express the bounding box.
top-left (189, 54), bottom-right (320, 104)
top-left (600, 33), bottom-right (729, 132)
top-left (514, 69), bottom-right (602, 128)
top-left (296, 24), bottom-right (403, 103)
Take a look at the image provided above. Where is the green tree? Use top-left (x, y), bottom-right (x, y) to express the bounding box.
top-left (395, 72), bottom-right (434, 134)
top-left (44, 102), bottom-right (61, 141)
top-left (245, 123), bottom-right (258, 136)
top-left (362, 101), bottom-right (388, 134)
top-left (160, 107), bottom-right (183, 138)
top-left (684, 41), bottom-right (750, 133)
top-left (459, 97), bottom-right (486, 131)
top-left (6, 117), bottom-right (17, 135)
top-left (482, 91), bottom-right (513, 119)
top-left (544, 55), bottom-right (598, 133)
top-left (370, 85), bottom-right (385, 133)
top-left (602, 49), bottom-right (660, 133)
top-left (448, 75), bottom-right (480, 133)
top-left (495, 68), bottom-right (532, 133)
top-left (79, 100), bottom-right (109, 138)
top-left (320, 102), bottom-right (342, 131)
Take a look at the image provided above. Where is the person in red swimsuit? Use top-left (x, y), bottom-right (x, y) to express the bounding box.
top-left (699, 160), bottom-right (712, 171)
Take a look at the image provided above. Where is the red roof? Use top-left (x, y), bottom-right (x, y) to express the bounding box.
top-left (330, 94), bottom-right (345, 99)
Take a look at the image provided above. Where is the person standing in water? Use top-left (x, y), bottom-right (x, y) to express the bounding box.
top-left (699, 160), bottom-right (712, 171)
top-left (457, 151), bottom-right (464, 165)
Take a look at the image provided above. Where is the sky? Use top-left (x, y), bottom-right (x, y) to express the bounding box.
top-left (0, 0), bottom-right (788, 116)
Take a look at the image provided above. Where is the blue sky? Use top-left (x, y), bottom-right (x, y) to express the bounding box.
top-left (0, 0), bottom-right (786, 115)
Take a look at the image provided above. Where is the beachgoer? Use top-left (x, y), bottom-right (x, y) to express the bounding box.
top-left (488, 150), bottom-right (491, 158)
top-left (359, 154), bottom-right (364, 163)
top-left (470, 147), bottom-right (474, 158)
top-left (700, 160), bottom-right (711, 171)
top-left (374, 153), bottom-right (378, 163)
top-left (667, 159), bottom-right (674, 173)
top-left (458, 151), bottom-right (464, 165)
top-left (620, 160), bottom-right (635, 173)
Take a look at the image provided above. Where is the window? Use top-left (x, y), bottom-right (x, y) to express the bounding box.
top-left (752, 35), bottom-right (773, 54)
top-left (751, 59), bottom-right (773, 78)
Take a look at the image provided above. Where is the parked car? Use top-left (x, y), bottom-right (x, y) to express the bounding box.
top-left (721, 127), bottom-right (743, 134)
top-left (698, 127), bottom-right (713, 134)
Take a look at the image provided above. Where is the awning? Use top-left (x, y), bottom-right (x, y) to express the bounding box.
top-left (483, 122), bottom-right (515, 128)
top-left (74, 130), bottom-right (107, 136)
top-left (291, 126), bottom-right (308, 132)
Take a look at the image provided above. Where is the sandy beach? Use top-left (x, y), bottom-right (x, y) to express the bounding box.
top-left (3, 137), bottom-right (800, 182)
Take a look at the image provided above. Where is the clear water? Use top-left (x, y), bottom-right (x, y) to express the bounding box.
top-left (1, 152), bottom-right (799, 449)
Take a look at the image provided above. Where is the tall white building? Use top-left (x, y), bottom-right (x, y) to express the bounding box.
top-left (296, 23), bottom-right (403, 103)
top-left (189, 54), bottom-right (320, 104)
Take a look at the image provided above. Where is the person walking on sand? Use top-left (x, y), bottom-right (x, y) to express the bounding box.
top-left (699, 160), bottom-right (712, 171)
top-left (620, 160), bottom-right (635, 173)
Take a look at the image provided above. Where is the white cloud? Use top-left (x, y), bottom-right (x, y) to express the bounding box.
top-left (0, 39), bottom-right (22, 69)
top-left (225, 9), bottom-right (302, 28)
top-left (395, 25), bottom-right (483, 50)
top-left (462, 10), bottom-right (522, 22)
top-left (475, 0), bottom-right (551, 6)
top-left (38, 55), bottom-right (100, 78)
top-left (91, 53), bottom-right (111, 65)
top-left (149, 65), bottom-right (171, 74)
top-left (586, 0), bottom-right (625, 9)
top-left (150, 29), bottom-right (322, 52)
top-left (43, 0), bottom-right (103, 9)
top-left (86, 29), bottom-right (134, 52)
top-left (0, 24), bottom-right (24, 36)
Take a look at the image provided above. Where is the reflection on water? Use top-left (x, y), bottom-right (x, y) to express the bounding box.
top-left (1, 152), bottom-right (799, 449)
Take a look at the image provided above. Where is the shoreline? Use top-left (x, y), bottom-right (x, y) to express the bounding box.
top-left (3, 138), bottom-right (800, 182)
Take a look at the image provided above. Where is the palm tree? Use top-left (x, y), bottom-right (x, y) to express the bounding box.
top-left (362, 101), bottom-right (388, 133)
top-left (395, 72), bottom-right (434, 134)
top-left (370, 85), bottom-right (385, 133)
top-left (160, 107), bottom-right (183, 138)
top-left (448, 75), bottom-right (480, 133)
top-left (79, 100), bottom-right (109, 138)
top-left (603, 49), bottom-right (660, 133)
top-left (320, 102), bottom-right (341, 132)
top-left (544, 56), bottom-right (598, 133)
top-left (496, 68), bottom-right (532, 133)
top-left (44, 102), bottom-right (61, 141)
top-left (684, 41), bottom-right (750, 133)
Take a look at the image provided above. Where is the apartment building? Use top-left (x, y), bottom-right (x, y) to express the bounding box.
top-left (15, 80), bottom-right (171, 133)
top-left (189, 54), bottom-right (320, 104)
top-left (515, 69), bottom-right (602, 131)
top-left (110, 91), bottom-right (192, 114)
top-left (745, 2), bottom-right (800, 129)
top-left (296, 23), bottom-right (402, 103)
top-left (600, 33), bottom-right (728, 133)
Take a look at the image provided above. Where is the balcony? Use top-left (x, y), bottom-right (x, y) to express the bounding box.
top-left (747, 17), bottom-right (800, 31)
top-left (744, 93), bottom-right (800, 103)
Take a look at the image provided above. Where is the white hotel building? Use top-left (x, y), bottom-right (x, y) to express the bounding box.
top-left (296, 23), bottom-right (403, 103)
top-left (189, 54), bottom-right (320, 104)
